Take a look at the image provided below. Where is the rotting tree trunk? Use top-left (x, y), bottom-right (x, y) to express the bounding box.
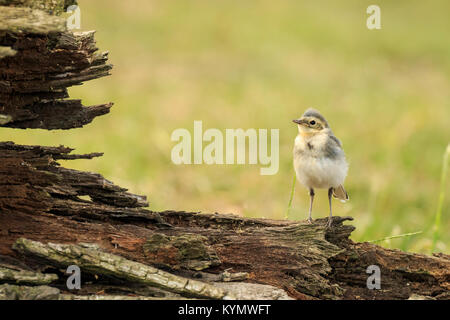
top-left (0, 1), bottom-right (449, 301)
top-left (0, 3), bottom-right (112, 130)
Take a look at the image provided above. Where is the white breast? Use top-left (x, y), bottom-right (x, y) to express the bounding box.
top-left (293, 134), bottom-right (348, 189)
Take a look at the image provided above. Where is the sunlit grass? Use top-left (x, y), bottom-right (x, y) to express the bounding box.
top-left (432, 144), bottom-right (450, 253)
top-left (368, 231), bottom-right (423, 244)
top-left (285, 173), bottom-right (296, 220)
top-left (2, 0), bottom-right (449, 253)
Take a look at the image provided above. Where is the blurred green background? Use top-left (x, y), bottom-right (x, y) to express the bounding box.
top-left (2, 0), bottom-right (449, 253)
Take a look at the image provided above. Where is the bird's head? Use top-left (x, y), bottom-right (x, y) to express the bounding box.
top-left (293, 108), bottom-right (329, 135)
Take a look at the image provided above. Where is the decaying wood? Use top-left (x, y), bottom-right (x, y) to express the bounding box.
top-left (0, 4), bottom-right (112, 130)
top-left (0, 0), bottom-right (77, 16)
top-left (0, 264), bottom-right (57, 285)
top-left (0, 141), bottom-right (161, 222)
top-left (0, 46), bottom-right (16, 58)
top-left (0, 283), bottom-right (159, 300)
top-left (0, 284), bottom-right (60, 300)
top-left (13, 238), bottom-right (237, 299)
top-left (0, 6), bottom-right (66, 34)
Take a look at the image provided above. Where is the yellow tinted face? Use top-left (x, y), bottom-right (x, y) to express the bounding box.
top-left (299, 116), bottom-right (326, 131)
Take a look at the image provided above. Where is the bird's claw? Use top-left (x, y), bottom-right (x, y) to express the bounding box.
top-left (326, 217), bottom-right (333, 229)
top-left (307, 217), bottom-right (313, 224)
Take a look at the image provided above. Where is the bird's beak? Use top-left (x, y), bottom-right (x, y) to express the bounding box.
top-left (293, 119), bottom-right (305, 125)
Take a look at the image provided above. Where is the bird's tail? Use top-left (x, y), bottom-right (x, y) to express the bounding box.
top-left (333, 185), bottom-right (349, 202)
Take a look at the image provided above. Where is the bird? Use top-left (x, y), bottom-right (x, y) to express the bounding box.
top-left (292, 108), bottom-right (349, 228)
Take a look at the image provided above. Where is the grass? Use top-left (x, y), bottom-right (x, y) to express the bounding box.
top-left (368, 231), bottom-right (423, 244)
top-left (2, 0), bottom-right (449, 253)
top-left (285, 173), bottom-right (297, 219)
top-left (432, 144), bottom-right (450, 253)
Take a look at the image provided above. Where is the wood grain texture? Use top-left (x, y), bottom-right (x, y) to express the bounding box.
top-left (0, 6), bottom-right (112, 129)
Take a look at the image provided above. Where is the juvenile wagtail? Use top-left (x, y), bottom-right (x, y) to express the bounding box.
top-left (293, 108), bottom-right (349, 228)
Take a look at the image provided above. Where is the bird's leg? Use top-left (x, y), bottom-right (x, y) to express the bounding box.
top-left (326, 187), bottom-right (333, 228)
top-left (307, 188), bottom-right (314, 224)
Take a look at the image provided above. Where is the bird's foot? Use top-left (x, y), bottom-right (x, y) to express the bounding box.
top-left (326, 217), bottom-right (333, 229)
top-left (307, 217), bottom-right (313, 224)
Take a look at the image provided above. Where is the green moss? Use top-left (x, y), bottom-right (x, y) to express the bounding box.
top-left (172, 234), bottom-right (210, 260)
top-left (144, 233), bottom-right (221, 271)
top-left (413, 269), bottom-right (431, 275)
top-left (0, 7), bottom-right (66, 34)
top-left (143, 233), bottom-right (171, 253)
top-left (5, 0), bottom-right (450, 254)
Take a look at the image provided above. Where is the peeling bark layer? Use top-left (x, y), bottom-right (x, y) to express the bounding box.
top-left (13, 238), bottom-right (236, 299)
top-left (0, 6), bottom-right (66, 34)
top-left (0, 4), bottom-right (112, 129)
top-left (0, 0), bottom-right (77, 16)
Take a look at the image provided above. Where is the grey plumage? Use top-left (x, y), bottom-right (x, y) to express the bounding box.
top-left (302, 108), bottom-right (329, 128)
top-left (324, 135), bottom-right (341, 159)
top-left (329, 135), bottom-right (342, 148)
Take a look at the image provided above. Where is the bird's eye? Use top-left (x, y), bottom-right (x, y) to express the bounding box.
top-left (310, 120), bottom-right (316, 125)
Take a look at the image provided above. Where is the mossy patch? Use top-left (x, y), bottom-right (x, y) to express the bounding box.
top-left (144, 233), bottom-right (221, 271)
top-left (0, 0), bottom-right (78, 15)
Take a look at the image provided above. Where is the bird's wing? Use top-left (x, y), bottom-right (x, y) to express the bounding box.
top-left (329, 134), bottom-right (342, 148)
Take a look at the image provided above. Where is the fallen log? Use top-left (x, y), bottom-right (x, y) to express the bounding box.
top-left (0, 264), bottom-right (57, 285)
top-left (0, 142), bottom-right (448, 300)
top-left (0, 0), bottom-right (77, 15)
top-left (0, 4), bottom-right (112, 130)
